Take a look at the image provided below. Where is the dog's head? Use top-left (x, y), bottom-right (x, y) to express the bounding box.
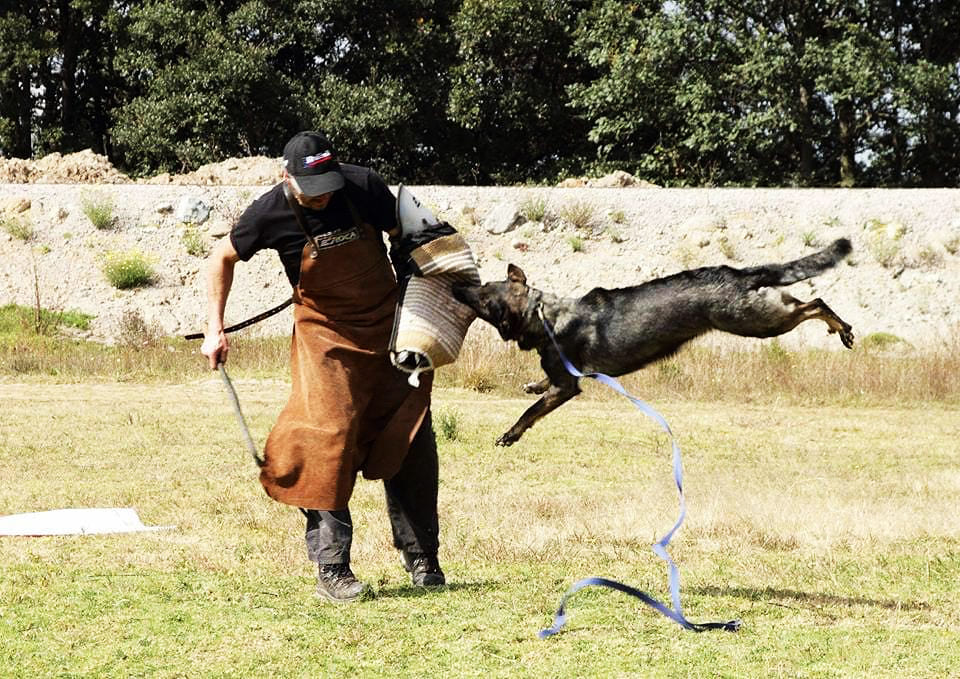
top-left (452, 264), bottom-right (536, 343)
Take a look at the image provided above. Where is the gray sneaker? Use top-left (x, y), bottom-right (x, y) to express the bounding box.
top-left (402, 551), bottom-right (446, 587)
top-left (316, 563), bottom-right (371, 603)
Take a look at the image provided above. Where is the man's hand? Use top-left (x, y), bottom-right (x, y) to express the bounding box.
top-left (201, 329), bottom-right (228, 370)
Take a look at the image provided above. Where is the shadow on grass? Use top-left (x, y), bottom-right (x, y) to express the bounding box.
top-left (372, 581), bottom-right (491, 600)
top-left (691, 585), bottom-right (929, 611)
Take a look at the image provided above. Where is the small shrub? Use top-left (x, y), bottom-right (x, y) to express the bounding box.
top-left (717, 234), bottom-right (737, 260)
top-left (101, 249), bottom-right (155, 289)
top-left (944, 236), bottom-right (960, 255)
top-left (520, 196), bottom-right (547, 222)
top-left (762, 339), bottom-right (791, 365)
top-left (182, 227), bottom-right (208, 257)
top-left (81, 196), bottom-right (115, 230)
top-left (916, 245), bottom-right (942, 267)
top-left (2, 216), bottom-right (33, 241)
top-left (861, 332), bottom-right (909, 351)
top-left (461, 369), bottom-right (497, 393)
top-left (435, 408), bottom-right (462, 441)
top-left (606, 226), bottom-right (625, 243)
top-left (116, 310), bottom-right (164, 347)
top-left (801, 231), bottom-right (819, 247)
top-left (864, 218), bottom-right (906, 268)
top-left (567, 235), bottom-right (584, 252)
top-left (558, 201), bottom-right (595, 230)
top-left (609, 209), bottom-right (626, 224)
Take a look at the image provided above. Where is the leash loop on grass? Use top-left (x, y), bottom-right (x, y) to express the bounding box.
top-left (536, 306), bottom-right (740, 638)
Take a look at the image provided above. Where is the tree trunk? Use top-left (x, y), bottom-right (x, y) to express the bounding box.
top-left (836, 99), bottom-right (857, 187)
top-left (57, 0), bottom-right (79, 150)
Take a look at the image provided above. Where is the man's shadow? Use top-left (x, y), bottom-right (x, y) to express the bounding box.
top-left (372, 581), bottom-right (488, 600)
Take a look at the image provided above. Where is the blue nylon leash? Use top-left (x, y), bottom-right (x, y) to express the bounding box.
top-left (536, 307), bottom-right (740, 637)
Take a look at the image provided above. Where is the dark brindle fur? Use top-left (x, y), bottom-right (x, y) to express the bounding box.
top-left (452, 238), bottom-right (854, 446)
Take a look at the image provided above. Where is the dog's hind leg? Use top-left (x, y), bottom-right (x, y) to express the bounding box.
top-left (497, 382), bottom-right (581, 446)
top-left (776, 294), bottom-right (855, 348)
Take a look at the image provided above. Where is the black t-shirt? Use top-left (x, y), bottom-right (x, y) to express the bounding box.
top-left (230, 163), bottom-right (398, 286)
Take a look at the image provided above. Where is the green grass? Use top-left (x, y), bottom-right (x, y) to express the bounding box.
top-left (0, 379), bottom-right (957, 677)
top-left (0, 303), bottom-right (93, 338)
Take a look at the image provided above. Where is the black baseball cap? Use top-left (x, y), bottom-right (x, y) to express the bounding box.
top-left (282, 131), bottom-right (345, 196)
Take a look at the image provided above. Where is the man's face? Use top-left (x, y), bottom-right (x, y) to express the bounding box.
top-left (286, 174), bottom-right (334, 210)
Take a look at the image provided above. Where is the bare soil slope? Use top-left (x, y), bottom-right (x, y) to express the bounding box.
top-left (2, 150), bottom-right (959, 351)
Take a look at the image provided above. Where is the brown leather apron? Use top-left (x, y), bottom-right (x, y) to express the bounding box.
top-left (258, 216), bottom-right (431, 510)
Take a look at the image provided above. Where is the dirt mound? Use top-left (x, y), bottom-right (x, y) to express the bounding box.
top-left (555, 170), bottom-right (659, 188)
top-left (0, 150), bottom-right (282, 186)
top-left (0, 149), bottom-right (133, 184)
top-left (142, 156), bottom-right (282, 186)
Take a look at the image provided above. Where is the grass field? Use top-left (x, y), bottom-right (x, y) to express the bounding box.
top-left (0, 305), bottom-right (958, 677)
top-left (1, 367), bottom-right (958, 677)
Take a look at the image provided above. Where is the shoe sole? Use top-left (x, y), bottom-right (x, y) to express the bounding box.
top-left (315, 585), bottom-right (373, 603)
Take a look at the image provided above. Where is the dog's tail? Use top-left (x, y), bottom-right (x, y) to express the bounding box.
top-left (745, 238), bottom-right (852, 288)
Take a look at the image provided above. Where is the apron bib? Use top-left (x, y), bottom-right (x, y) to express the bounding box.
top-left (259, 216), bottom-right (431, 510)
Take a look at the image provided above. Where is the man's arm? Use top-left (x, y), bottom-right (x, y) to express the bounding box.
top-left (200, 237), bottom-right (241, 369)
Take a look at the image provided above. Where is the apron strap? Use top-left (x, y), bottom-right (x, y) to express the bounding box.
top-left (282, 182), bottom-right (323, 259)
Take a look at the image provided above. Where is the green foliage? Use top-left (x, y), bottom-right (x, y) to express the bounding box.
top-left (100, 249), bottom-right (155, 289)
top-left (448, 0), bottom-right (592, 183)
top-left (4, 0), bottom-right (960, 186)
top-left (567, 235), bottom-right (584, 252)
top-left (81, 196), bottom-right (115, 230)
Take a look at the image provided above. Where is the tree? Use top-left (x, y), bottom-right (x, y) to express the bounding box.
top-left (284, 0), bottom-right (461, 183)
top-left (110, 1), bottom-right (302, 175)
top-left (569, 0), bottom-right (958, 187)
top-left (0, 0), bottom-right (120, 158)
top-left (448, 0), bottom-right (594, 184)
top-left (865, 0), bottom-right (960, 186)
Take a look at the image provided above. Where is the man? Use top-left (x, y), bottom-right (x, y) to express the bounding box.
top-left (201, 131), bottom-right (444, 602)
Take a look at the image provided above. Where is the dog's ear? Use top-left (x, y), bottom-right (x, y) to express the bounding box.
top-left (507, 263), bottom-right (526, 285)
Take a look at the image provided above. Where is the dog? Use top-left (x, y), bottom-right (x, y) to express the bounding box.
top-left (452, 238), bottom-right (854, 446)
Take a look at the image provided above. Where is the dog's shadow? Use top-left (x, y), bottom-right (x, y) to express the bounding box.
top-left (691, 585), bottom-right (929, 612)
top-left (372, 581), bottom-right (490, 600)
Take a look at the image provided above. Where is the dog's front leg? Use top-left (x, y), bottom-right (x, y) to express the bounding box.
top-left (522, 376), bottom-right (551, 394)
top-left (496, 382), bottom-right (581, 446)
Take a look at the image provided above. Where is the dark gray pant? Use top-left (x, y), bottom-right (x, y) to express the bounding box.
top-left (304, 412), bottom-right (439, 565)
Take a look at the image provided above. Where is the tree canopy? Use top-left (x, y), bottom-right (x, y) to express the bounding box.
top-left (2, 0), bottom-right (958, 186)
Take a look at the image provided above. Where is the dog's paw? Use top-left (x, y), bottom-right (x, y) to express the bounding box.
top-left (522, 381), bottom-right (547, 395)
top-left (840, 328), bottom-right (855, 349)
top-left (495, 431), bottom-right (519, 447)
